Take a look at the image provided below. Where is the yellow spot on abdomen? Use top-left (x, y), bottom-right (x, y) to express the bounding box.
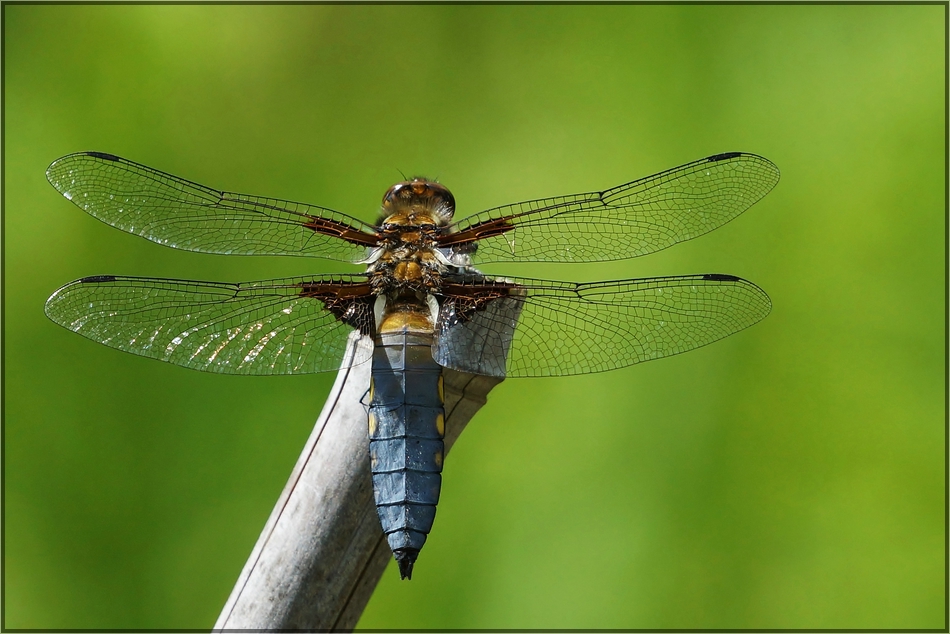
top-left (378, 306), bottom-right (433, 333)
top-left (435, 412), bottom-right (445, 437)
top-left (368, 411), bottom-right (378, 437)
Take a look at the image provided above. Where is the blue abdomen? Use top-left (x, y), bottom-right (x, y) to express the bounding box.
top-left (369, 328), bottom-right (445, 580)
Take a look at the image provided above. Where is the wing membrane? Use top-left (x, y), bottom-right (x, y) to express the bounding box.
top-left (441, 152), bottom-right (779, 263)
top-left (44, 274), bottom-right (375, 374)
top-left (434, 273), bottom-right (771, 377)
top-left (46, 152), bottom-right (378, 262)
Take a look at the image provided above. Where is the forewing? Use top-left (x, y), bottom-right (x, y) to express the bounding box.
top-left (440, 153), bottom-right (779, 263)
top-left (46, 152), bottom-right (379, 262)
top-left (45, 274), bottom-right (376, 374)
top-left (434, 274), bottom-right (771, 377)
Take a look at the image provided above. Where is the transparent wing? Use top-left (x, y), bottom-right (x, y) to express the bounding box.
top-left (434, 273), bottom-right (771, 377)
top-left (46, 152), bottom-right (379, 262)
top-left (439, 152), bottom-right (779, 263)
top-left (45, 274), bottom-right (376, 375)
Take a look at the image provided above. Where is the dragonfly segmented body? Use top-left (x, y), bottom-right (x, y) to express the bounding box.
top-left (44, 151), bottom-right (778, 579)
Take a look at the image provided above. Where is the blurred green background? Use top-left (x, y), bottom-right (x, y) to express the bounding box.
top-left (4, 4), bottom-right (944, 630)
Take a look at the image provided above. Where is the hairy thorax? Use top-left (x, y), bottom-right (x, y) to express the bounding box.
top-left (367, 178), bottom-right (457, 301)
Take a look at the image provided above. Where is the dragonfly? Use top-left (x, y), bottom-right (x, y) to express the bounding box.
top-left (44, 151), bottom-right (779, 579)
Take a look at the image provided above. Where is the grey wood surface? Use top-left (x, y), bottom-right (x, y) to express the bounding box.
top-left (213, 333), bottom-right (503, 631)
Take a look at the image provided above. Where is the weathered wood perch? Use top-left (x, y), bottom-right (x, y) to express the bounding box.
top-left (213, 333), bottom-right (503, 630)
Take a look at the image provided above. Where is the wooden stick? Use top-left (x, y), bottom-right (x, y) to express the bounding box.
top-left (213, 333), bottom-right (503, 630)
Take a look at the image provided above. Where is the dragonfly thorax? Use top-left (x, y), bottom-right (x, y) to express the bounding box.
top-left (370, 204), bottom-right (448, 297)
top-left (368, 245), bottom-right (446, 297)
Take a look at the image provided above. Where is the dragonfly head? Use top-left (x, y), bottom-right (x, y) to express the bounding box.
top-left (380, 178), bottom-right (456, 225)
